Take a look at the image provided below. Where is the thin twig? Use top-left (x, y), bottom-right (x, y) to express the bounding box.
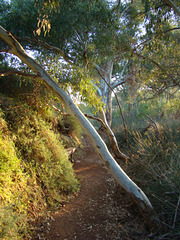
top-left (154, 217), bottom-right (175, 230)
top-left (0, 49), bottom-right (11, 53)
top-left (17, 36), bottom-right (75, 66)
top-left (51, 104), bottom-right (70, 116)
top-left (173, 195), bottom-right (180, 228)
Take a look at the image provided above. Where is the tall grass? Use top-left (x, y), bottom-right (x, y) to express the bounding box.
top-left (114, 117), bottom-right (180, 239)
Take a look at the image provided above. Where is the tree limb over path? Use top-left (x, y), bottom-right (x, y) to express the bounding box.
top-left (0, 25), bottom-right (157, 227)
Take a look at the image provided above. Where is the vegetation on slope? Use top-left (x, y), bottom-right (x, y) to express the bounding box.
top-left (0, 77), bottom-right (80, 239)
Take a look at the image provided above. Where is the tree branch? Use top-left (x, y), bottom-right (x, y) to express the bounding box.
top-left (0, 48), bottom-right (11, 53)
top-left (134, 51), bottom-right (164, 71)
top-left (95, 66), bottom-right (128, 143)
top-left (51, 104), bottom-right (70, 116)
top-left (111, 79), bottom-right (126, 89)
top-left (0, 69), bottom-right (41, 78)
top-left (17, 37), bottom-right (75, 66)
top-left (164, 0), bottom-right (180, 16)
top-left (85, 112), bottom-right (129, 160)
top-left (135, 27), bottom-right (180, 52)
top-left (111, 61), bottom-right (129, 89)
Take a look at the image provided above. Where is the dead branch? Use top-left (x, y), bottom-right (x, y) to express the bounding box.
top-left (51, 104), bottom-right (70, 116)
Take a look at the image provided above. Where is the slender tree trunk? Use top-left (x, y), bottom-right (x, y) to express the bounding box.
top-left (105, 87), bottom-right (113, 127)
top-left (0, 26), bottom-right (157, 227)
top-left (97, 61), bottom-right (113, 127)
top-left (96, 63), bottom-right (128, 143)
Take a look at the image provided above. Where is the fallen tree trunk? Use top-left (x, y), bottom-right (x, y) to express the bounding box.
top-left (0, 25), bottom-right (157, 227)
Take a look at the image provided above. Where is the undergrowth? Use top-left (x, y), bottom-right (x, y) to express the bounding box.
top-left (114, 118), bottom-right (180, 239)
top-left (0, 82), bottom-right (81, 239)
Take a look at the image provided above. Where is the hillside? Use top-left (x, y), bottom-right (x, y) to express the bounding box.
top-left (0, 78), bottom-right (81, 239)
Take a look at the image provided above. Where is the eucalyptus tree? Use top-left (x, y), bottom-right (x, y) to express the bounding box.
top-left (0, 24), bottom-right (158, 227)
top-left (1, 0), bottom-right (179, 120)
top-left (0, 0), bottom-right (134, 159)
top-left (113, 0), bottom-right (180, 116)
top-left (0, 0), bottom-right (159, 225)
top-left (0, 0), bottom-right (179, 225)
top-left (0, 0), bottom-right (138, 123)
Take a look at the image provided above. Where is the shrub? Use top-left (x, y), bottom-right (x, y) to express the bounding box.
top-left (0, 112), bottom-right (28, 239)
top-left (0, 95), bottom-right (80, 239)
top-left (123, 122), bottom-right (180, 239)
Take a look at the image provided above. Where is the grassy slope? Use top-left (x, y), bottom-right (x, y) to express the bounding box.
top-left (0, 92), bottom-right (80, 239)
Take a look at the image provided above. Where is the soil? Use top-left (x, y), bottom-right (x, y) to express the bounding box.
top-left (37, 137), bottom-right (150, 240)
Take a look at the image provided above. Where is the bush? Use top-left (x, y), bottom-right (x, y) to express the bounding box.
top-left (0, 95), bottom-right (80, 239)
top-left (121, 122), bottom-right (180, 239)
top-left (0, 111), bottom-right (28, 239)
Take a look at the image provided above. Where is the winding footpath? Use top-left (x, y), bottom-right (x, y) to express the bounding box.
top-left (40, 138), bottom-right (148, 240)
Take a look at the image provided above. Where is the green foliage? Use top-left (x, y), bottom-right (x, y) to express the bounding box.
top-left (138, 29), bottom-right (180, 91)
top-left (36, 54), bottom-right (104, 111)
top-left (0, 0), bottom-right (38, 38)
top-left (15, 113), bottom-right (79, 195)
top-left (0, 87), bottom-right (80, 239)
top-left (0, 110), bottom-right (29, 239)
top-left (1, 0), bottom-right (118, 62)
top-left (112, 88), bottom-right (180, 134)
top-left (0, 205), bottom-right (24, 240)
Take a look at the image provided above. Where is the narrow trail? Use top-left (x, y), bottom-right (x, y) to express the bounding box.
top-left (41, 138), bottom-right (149, 240)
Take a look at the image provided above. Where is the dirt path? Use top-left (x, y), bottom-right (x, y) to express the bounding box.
top-left (40, 138), bottom-right (149, 240)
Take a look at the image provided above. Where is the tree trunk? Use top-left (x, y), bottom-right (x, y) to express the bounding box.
top-left (0, 26), bottom-right (157, 227)
top-left (99, 110), bottom-right (128, 160)
top-left (105, 87), bottom-right (113, 127)
top-left (96, 61), bottom-right (113, 127)
top-left (95, 63), bottom-right (128, 143)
